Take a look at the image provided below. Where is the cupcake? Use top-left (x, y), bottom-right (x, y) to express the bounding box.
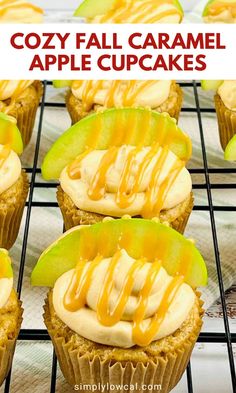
top-left (60, 80), bottom-right (183, 124)
top-left (0, 81), bottom-right (43, 147)
top-left (202, 0), bottom-right (236, 23)
top-left (202, 80), bottom-right (236, 150)
top-left (31, 218), bottom-right (207, 392)
top-left (0, 113), bottom-right (29, 249)
top-left (74, 0), bottom-right (184, 23)
top-left (42, 107), bottom-right (193, 234)
top-left (0, 248), bottom-right (23, 386)
top-left (0, 0), bottom-right (43, 23)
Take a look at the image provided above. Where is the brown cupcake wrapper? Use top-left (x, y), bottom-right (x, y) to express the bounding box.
top-left (8, 81), bottom-right (43, 148)
top-left (57, 187), bottom-right (193, 235)
top-left (214, 94), bottom-right (236, 151)
top-left (43, 293), bottom-right (203, 392)
top-left (0, 171), bottom-right (29, 249)
top-left (171, 192), bottom-right (194, 234)
top-left (66, 84), bottom-right (183, 125)
top-left (0, 299), bottom-right (23, 386)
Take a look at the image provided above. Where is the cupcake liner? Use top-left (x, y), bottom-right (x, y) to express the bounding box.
top-left (7, 81), bottom-right (43, 148)
top-left (57, 187), bottom-right (193, 234)
top-left (214, 94), bottom-right (236, 150)
top-left (0, 298), bottom-right (23, 386)
top-left (44, 293), bottom-right (203, 392)
top-left (170, 192), bottom-right (194, 234)
top-left (66, 83), bottom-right (183, 125)
top-left (0, 171), bottom-right (29, 250)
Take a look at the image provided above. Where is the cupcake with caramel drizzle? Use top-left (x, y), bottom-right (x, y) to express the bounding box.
top-left (0, 0), bottom-right (43, 23)
top-left (0, 248), bottom-right (23, 386)
top-left (0, 80), bottom-right (43, 147)
top-left (42, 107), bottom-right (193, 234)
top-left (32, 218), bottom-right (207, 391)
top-left (0, 113), bottom-right (29, 249)
top-left (74, 0), bottom-right (184, 23)
top-left (202, 0), bottom-right (236, 23)
top-left (62, 80), bottom-right (183, 124)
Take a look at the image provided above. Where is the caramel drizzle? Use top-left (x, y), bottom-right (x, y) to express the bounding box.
top-left (0, 80), bottom-right (31, 114)
top-left (0, 0), bottom-right (43, 16)
top-left (0, 144), bottom-right (11, 170)
top-left (99, 0), bottom-right (182, 23)
top-left (63, 249), bottom-right (185, 346)
top-left (208, 2), bottom-right (236, 17)
top-left (73, 80), bottom-right (159, 111)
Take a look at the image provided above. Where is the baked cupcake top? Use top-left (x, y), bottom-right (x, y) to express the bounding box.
top-left (74, 0), bottom-right (184, 23)
top-left (0, 0), bottom-right (43, 23)
top-left (0, 80), bottom-right (35, 116)
top-left (42, 108), bottom-right (192, 219)
top-left (31, 218), bottom-right (207, 347)
top-left (202, 0), bottom-right (236, 23)
top-left (0, 248), bottom-right (13, 308)
top-left (0, 113), bottom-right (23, 194)
top-left (68, 80), bottom-right (172, 112)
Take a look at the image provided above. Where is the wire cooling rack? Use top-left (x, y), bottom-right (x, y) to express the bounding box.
top-left (2, 80), bottom-right (236, 393)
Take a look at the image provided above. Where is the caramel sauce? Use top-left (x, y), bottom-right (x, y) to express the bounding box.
top-left (0, 80), bottom-right (31, 114)
top-left (99, 0), bottom-right (182, 23)
top-left (0, 1), bottom-right (43, 16)
top-left (0, 253), bottom-right (8, 278)
top-left (74, 80), bottom-right (159, 111)
top-left (0, 145), bottom-right (11, 170)
top-left (208, 2), bottom-right (236, 16)
top-left (63, 248), bottom-right (186, 346)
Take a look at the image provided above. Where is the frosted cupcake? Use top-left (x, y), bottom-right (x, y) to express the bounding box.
top-left (74, 0), bottom-right (184, 23)
top-left (0, 113), bottom-right (29, 249)
top-left (202, 80), bottom-right (236, 150)
top-left (0, 0), bottom-right (43, 23)
top-left (42, 108), bottom-right (193, 234)
top-left (0, 248), bottom-right (23, 386)
top-left (202, 0), bottom-right (236, 23)
top-left (31, 218), bottom-right (207, 392)
top-left (63, 80), bottom-right (183, 124)
top-left (0, 81), bottom-right (43, 147)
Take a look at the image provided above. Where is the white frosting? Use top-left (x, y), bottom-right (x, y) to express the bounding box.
top-left (218, 81), bottom-right (236, 111)
top-left (0, 144), bottom-right (21, 195)
top-left (91, 2), bottom-right (182, 23)
top-left (0, 80), bottom-right (34, 101)
top-left (53, 249), bottom-right (195, 348)
top-left (0, 277), bottom-right (13, 308)
top-left (60, 145), bottom-right (192, 217)
top-left (0, 0), bottom-right (43, 23)
top-left (71, 81), bottom-right (172, 109)
top-left (204, 9), bottom-right (236, 23)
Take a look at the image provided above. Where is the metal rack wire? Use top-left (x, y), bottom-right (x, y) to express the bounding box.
top-left (3, 80), bottom-right (236, 393)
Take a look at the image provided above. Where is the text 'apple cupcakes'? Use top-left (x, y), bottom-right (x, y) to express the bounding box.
top-left (202, 0), bottom-right (236, 23)
top-left (42, 108), bottom-right (193, 233)
top-left (31, 218), bottom-right (207, 392)
top-left (0, 0), bottom-right (43, 23)
top-left (0, 80), bottom-right (43, 147)
top-left (0, 249), bottom-right (23, 386)
top-left (74, 0), bottom-right (184, 23)
top-left (202, 80), bottom-right (236, 150)
top-left (54, 80), bottom-right (183, 124)
top-left (0, 113), bottom-right (29, 249)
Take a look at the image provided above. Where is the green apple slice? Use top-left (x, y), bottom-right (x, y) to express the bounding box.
top-left (74, 0), bottom-right (183, 19)
top-left (42, 108), bottom-right (192, 180)
top-left (53, 80), bottom-right (72, 88)
top-left (0, 248), bottom-right (13, 279)
top-left (31, 218), bottom-right (207, 288)
top-left (0, 113), bottom-right (23, 154)
top-left (224, 134), bottom-right (236, 161)
top-left (201, 80), bottom-right (223, 91)
top-left (203, 0), bottom-right (236, 17)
